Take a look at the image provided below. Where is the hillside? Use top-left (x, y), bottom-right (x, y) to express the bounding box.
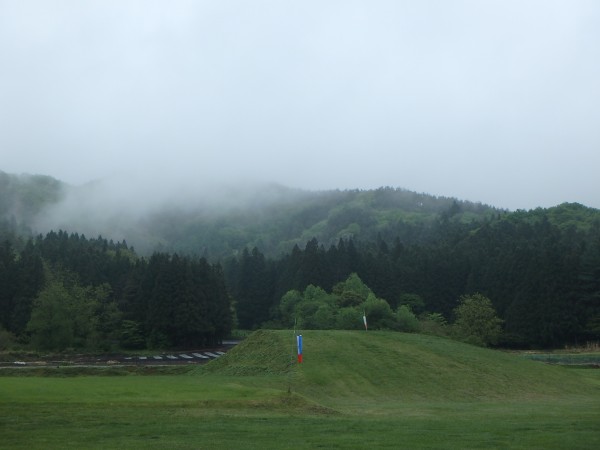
top-left (149, 186), bottom-right (501, 258)
top-left (3, 170), bottom-right (600, 260)
top-left (199, 330), bottom-right (598, 413)
top-left (1, 170), bottom-right (502, 257)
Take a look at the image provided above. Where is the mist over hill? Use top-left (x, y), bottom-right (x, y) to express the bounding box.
top-left (1, 170), bottom-right (505, 258)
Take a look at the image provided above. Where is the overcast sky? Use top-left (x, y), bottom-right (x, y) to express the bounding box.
top-left (1, 0), bottom-right (599, 210)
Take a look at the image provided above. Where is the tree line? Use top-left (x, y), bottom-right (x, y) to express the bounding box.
top-left (1, 202), bottom-right (599, 351)
top-left (0, 230), bottom-right (232, 351)
top-left (226, 208), bottom-right (600, 348)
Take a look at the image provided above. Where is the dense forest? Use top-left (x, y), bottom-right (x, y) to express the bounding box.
top-left (225, 205), bottom-right (600, 348)
top-left (0, 232), bottom-right (232, 351)
top-left (1, 170), bottom-right (599, 350)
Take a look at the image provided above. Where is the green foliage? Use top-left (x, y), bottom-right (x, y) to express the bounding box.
top-left (0, 230), bottom-right (232, 351)
top-left (89, 285), bottom-right (122, 351)
top-left (397, 293), bottom-right (426, 314)
top-left (26, 281), bottom-right (75, 351)
top-left (332, 272), bottom-right (373, 303)
top-left (335, 307), bottom-right (363, 330)
top-left (336, 290), bottom-right (364, 307)
top-left (143, 253), bottom-right (233, 347)
top-left (26, 276), bottom-right (118, 351)
top-left (396, 305), bottom-right (420, 332)
top-left (311, 303), bottom-right (336, 330)
top-left (147, 330), bottom-right (171, 349)
top-left (119, 320), bottom-right (145, 350)
top-left (2, 181), bottom-right (497, 260)
top-left (5, 170), bottom-right (600, 350)
top-left (452, 293), bottom-right (503, 347)
top-left (303, 284), bottom-right (329, 302)
top-left (419, 312), bottom-right (449, 337)
top-left (542, 202), bottom-right (600, 232)
top-left (363, 293), bottom-right (395, 329)
top-left (279, 290), bottom-right (303, 326)
top-left (233, 247), bottom-right (274, 329)
top-left (278, 274), bottom-right (417, 332)
top-left (0, 325), bottom-right (18, 350)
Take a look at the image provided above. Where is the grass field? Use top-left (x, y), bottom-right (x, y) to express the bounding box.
top-left (1, 330), bottom-right (599, 449)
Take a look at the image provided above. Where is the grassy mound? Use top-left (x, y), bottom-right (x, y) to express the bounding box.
top-left (199, 329), bottom-right (295, 376)
top-left (201, 330), bottom-right (598, 410)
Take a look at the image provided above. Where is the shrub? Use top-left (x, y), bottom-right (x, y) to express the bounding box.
top-left (396, 305), bottom-right (419, 332)
top-left (452, 293), bottom-right (503, 347)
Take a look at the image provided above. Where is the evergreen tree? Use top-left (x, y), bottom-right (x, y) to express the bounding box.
top-left (577, 228), bottom-right (600, 341)
top-left (235, 247), bottom-right (273, 329)
top-left (145, 253), bottom-right (177, 348)
top-left (0, 241), bottom-right (17, 331)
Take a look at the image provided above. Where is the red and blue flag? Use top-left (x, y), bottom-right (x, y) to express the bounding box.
top-left (297, 334), bottom-right (303, 363)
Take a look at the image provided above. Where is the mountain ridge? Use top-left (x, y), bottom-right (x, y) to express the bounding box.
top-left (1, 169), bottom-right (598, 259)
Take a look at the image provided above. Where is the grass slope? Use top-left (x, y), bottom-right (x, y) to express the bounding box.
top-left (200, 330), bottom-right (597, 411)
top-left (1, 331), bottom-right (599, 449)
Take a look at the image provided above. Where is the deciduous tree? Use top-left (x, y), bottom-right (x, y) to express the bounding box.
top-left (452, 293), bottom-right (503, 347)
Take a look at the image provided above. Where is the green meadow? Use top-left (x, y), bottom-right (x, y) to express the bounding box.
top-left (1, 331), bottom-right (599, 449)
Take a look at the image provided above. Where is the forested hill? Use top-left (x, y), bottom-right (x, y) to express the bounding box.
top-left (2, 170), bottom-right (599, 260)
top-left (1, 169), bottom-right (506, 257)
top-left (1, 170), bottom-right (600, 349)
top-left (138, 186), bottom-right (504, 258)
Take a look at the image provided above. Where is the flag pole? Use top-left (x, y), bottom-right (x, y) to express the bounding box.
top-left (288, 317), bottom-right (297, 394)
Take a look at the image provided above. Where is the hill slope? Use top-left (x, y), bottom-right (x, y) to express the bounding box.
top-left (3, 170), bottom-right (600, 260)
top-left (201, 330), bottom-right (598, 412)
top-left (1, 170), bottom-right (501, 256)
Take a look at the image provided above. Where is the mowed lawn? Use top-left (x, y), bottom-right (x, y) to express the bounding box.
top-left (1, 331), bottom-right (599, 449)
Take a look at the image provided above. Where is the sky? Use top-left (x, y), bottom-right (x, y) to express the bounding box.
top-left (1, 0), bottom-right (599, 211)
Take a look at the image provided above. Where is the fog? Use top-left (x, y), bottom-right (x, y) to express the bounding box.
top-left (31, 174), bottom-right (307, 250)
top-left (1, 1), bottom-right (600, 211)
